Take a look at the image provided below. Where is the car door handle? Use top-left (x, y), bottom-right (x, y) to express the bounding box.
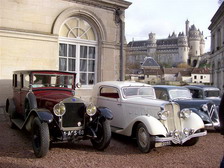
top-left (117, 103), bottom-right (122, 106)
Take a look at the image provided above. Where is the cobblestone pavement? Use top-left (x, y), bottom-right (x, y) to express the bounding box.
top-left (0, 107), bottom-right (223, 168)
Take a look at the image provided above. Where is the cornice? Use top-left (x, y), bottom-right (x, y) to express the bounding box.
top-left (63, 0), bottom-right (132, 11)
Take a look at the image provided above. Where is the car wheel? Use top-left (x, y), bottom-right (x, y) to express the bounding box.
top-left (91, 119), bottom-right (111, 151)
top-left (136, 123), bottom-right (155, 153)
top-left (31, 117), bottom-right (50, 158)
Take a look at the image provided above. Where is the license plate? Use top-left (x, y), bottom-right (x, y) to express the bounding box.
top-left (155, 141), bottom-right (171, 147)
top-left (63, 130), bottom-right (84, 136)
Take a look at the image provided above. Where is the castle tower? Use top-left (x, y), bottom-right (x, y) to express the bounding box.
top-left (188, 25), bottom-right (201, 66)
top-left (185, 20), bottom-right (190, 37)
top-left (178, 32), bottom-right (188, 63)
top-left (147, 32), bottom-right (157, 54)
top-left (200, 31), bottom-right (205, 54)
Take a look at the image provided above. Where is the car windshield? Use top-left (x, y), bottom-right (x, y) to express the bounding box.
top-left (122, 86), bottom-right (155, 98)
top-left (32, 74), bottom-right (74, 88)
top-left (204, 90), bottom-right (220, 98)
top-left (169, 89), bottom-right (192, 100)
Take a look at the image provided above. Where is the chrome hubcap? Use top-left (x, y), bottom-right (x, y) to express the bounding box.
top-left (138, 127), bottom-right (148, 148)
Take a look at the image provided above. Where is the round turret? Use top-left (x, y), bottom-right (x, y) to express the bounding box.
top-left (178, 32), bottom-right (188, 63)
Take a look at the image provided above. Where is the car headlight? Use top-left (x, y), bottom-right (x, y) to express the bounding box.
top-left (180, 108), bottom-right (192, 118)
top-left (158, 109), bottom-right (169, 121)
top-left (201, 104), bottom-right (208, 111)
top-left (86, 104), bottom-right (97, 116)
top-left (53, 102), bottom-right (66, 116)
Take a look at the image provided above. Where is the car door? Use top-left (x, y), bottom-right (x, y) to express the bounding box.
top-left (96, 86), bottom-right (125, 129)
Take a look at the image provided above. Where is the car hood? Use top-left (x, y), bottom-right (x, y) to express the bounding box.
top-left (173, 99), bottom-right (212, 110)
top-left (124, 96), bottom-right (167, 106)
top-left (204, 98), bottom-right (221, 106)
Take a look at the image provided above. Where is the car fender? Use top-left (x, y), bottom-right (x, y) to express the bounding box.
top-left (24, 108), bottom-right (53, 132)
top-left (115, 115), bottom-right (167, 137)
top-left (5, 98), bottom-right (16, 117)
top-left (190, 108), bottom-right (210, 123)
top-left (97, 107), bottom-right (113, 120)
top-left (182, 112), bottom-right (205, 131)
top-left (25, 92), bottom-right (37, 109)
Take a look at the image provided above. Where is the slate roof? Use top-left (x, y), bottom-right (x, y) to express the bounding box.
top-left (141, 57), bottom-right (160, 67)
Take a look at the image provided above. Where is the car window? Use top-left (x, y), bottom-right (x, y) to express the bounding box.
top-left (100, 87), bottom-right (119, 99)
top-left (122, 86), bottom-right (155, 98)
top-left (32, 74), bottom-right (74, 88)
top-left (190, 89), bottom-right (203, 98)
top-left (155, 89), bottom-right (169, 101)
top-left (204, 90), bottom-right (220, 98)
top-left (169, 89), bottom-right (192, 100)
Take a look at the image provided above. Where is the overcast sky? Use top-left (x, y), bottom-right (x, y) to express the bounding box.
top-left (125, 0), bottom-right (220, 51)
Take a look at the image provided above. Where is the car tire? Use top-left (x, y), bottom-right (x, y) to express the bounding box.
top-left (136, 123), bottom-right (155, 153)
top-left (31, 117), bottom-right (50, 158)
top-left (91, 119), bottom-right (111, 151)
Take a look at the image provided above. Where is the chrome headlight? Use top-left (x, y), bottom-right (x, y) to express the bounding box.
top-left (158, 109), bottom-right (169, 121)
top-left (180, 108), bottom-right (192, 118)
top-left (86, 104), bottom-right (97, 116)
top-left (53, 102), bottom-right (66, 116)
top-left (201, 104), bottom-right (208, 111)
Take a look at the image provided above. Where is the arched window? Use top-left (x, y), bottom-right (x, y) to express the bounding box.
top-left (59, 17), bottom-right (97, 86)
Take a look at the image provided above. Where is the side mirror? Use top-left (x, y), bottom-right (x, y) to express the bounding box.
top-left (76, 83), bottom-right (82, 88)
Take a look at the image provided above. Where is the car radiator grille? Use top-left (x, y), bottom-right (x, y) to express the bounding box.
top-left (62, 103), bottom-right (85, 127)
top-left (164, 103), bottom-right (182, 131)
top-left (207, 102), bottom-right (219, 123)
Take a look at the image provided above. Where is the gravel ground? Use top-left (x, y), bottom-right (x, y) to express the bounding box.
top-left (0, 107), bottom-right (223, 168)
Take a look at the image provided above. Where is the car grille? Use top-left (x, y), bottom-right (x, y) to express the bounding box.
top-left (164, 102), bottom-right (181, 131)
top-left (62, 103), bottom-right (86, 127)
top-left (207, 102), bottom-right (219, 123)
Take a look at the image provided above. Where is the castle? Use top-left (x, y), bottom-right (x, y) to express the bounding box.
top-left (126, 20), bottom-right (205, 67)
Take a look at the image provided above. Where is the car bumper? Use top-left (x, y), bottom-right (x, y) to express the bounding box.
top-left (154, 130), bottom-right (207, 147)
top-left (204, 122), bottom-right (220, 128)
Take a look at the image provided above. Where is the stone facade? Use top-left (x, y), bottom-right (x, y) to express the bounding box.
top-left (209, 2), bottom-right (224, 93)
top-left (126, 20), bottom-right (205, 68)
top-left (0, 0), bottom-right (131, 106)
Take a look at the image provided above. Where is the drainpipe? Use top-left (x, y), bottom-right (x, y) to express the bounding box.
top-left (116, 9), bottom-right (124, 81)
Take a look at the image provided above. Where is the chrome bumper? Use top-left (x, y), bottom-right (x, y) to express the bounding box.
top-left (204, 122), bottom-right (220, 127)
top-left (155, 130), bottom-right (207, 147)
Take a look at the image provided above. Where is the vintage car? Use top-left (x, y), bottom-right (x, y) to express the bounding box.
top-left (5, 70), bottom-right (113, 158)
top-left (184, 85), bottom-right (221, 107)
top-left (153, 85), bottom-right (220, 129)
top-left (92, 81), bottom-right (207, 153)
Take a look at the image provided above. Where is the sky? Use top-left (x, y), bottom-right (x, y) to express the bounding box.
top-left (125, 0), bottom-right (221, 51)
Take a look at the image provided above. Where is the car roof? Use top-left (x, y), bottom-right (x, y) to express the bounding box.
top-left (185, 85), bottom-right (220, 90)
top-left (94, 81), bottom-right (151, 89)
top-left (153, 85), bottom-right (188, 90)
top-left (13, 70), bottom-right (75, 75)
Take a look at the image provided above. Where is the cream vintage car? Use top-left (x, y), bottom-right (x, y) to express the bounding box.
top-left (92, 81), bottom-right (207, 153)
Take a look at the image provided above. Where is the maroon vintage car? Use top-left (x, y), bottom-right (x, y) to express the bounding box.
top-left (6, 70), bottom-right (113, 158)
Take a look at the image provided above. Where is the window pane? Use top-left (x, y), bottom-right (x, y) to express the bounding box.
top-left (88, 73), bottom-right (94, 85)
top-left (80, 73), bottom-right (87, 85)
top-left (69, 45), bottom-right (76, 58)
top-left (59, 58), bottom-right (67, 71)
top-left (88, 60), bottom-right (95, 72)
top-left (89, 47), bottom-right (95, 59)
top-left (59, 44), bottom-right (67, 56)
top-left (68, 59), bottom-right (76, 71)
top-left (80, 60), bottom-right (87, 71)
top-left (80, 46), bottom-right (87, 58)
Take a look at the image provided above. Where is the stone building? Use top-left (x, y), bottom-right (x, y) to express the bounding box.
top-left (0, 0), bottom-right (131, 106)
top-left (126, 20), bottom-right (205, 68)
top-left (209, 2), bottom-right (224, 93)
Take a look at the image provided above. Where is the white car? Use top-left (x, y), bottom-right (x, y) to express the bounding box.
top-left (92, 81), bottom-right (207, 153)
